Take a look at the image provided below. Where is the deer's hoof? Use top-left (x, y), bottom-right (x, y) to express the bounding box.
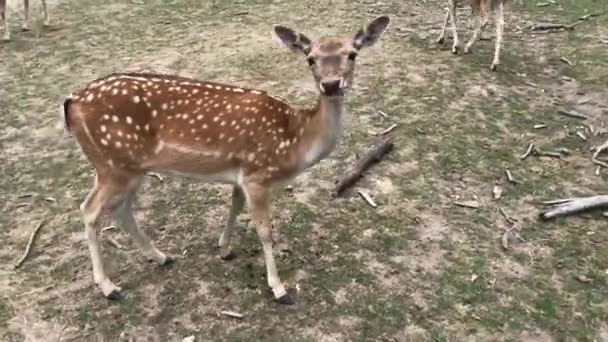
top-left (276, 293), bottom-right (296, 305)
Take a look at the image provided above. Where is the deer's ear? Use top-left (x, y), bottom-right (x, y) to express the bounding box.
top-left (274, 25), bottom-right (312, 55)
top-left (353, 16), bottom-right (390, 50)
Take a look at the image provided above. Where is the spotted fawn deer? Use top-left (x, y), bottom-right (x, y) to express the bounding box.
top-left (61, 16), bottom-right (390, 304)
top-left (0, 0), bottom-right (49, 41)
top-left (436, 0), bottom-right (507, 71)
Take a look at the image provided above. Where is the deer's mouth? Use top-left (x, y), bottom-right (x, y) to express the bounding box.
top-left (319, 79), bottom-right (348, 97)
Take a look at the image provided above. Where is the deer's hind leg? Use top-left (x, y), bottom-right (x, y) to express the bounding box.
top-left (81, 168), bottom-right (169, 299)
top-left (111, 182), bottom-right (172, 266)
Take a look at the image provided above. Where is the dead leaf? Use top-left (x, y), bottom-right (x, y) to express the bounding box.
top-left (575, 275), bottom-right (592, 283)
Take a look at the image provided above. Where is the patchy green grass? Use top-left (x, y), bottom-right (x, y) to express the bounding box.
top-left (1, 0), bottom-right (608, 340)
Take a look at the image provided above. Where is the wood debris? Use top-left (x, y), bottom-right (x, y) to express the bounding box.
top-left (220, 310), bottom-right (244, 319)
top-left (576, 131), bottom-right (587, 140)
top-left (560, 57), bottom-right (573, 66)
top-left (505, 169), bottom-right (518, 184)
top-left (540, 195), bottom-right (608, 220)
top-left (333, 137), bottom-right (394, 196)
top-left (372, 123), bottom-right (398, 136)
top-left (557, 109), bottom-right (587, 120)
top-left (454, 201), bottom-right (480, 209)
top-left (521, 143), bottom-right (569, 160)
top-left (14, 220), bottom-right (46, 270)
top-left (533, 124), bottom-right (547, 129)
top-left (147, 172), bottom-right (165, 182)
top-left (357, 190), bottom-right (378, 208)
top-left (378, 110), bottom-right (389, 118)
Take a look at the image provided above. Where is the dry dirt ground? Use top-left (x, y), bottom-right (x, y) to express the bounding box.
top-left (1, 0), bottom-right (608, 341)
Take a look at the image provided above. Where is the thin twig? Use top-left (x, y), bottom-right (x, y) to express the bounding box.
top-left (357, 190), bottom-right (378, 208)
top-left (220, 310), bottom-right (244, 319)
top-left (147, 172), bottom-right (165, 182)
top-left (534, 124), bottom-right (547, 129)
top-left (101, 225), bottom-right (116, 233)
top-left (520, 143), bottom-right (535, 160)
top-left (14, 220), bottom-right (46, 270)
top-left (560, 57), bottom-right (573, 66)
top-left (378, 110), bottom-right (389, 119)
top-left (505, 169), bottom-right (519, 184)
top-left (498, 207), bottom-right (516, 224)
top-left (558, 109), bottom-right (588, 120)
top-left (576, 131), bottom-right (587, 141)
top-left (106, 238), bottom-right (123, 249)
top-left (372, 123), bottom-right (398, 136)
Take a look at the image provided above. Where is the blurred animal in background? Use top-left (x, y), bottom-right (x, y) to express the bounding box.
top-left (436, 0), bottom-right (508, 71)
top-left (1, 0), bottom-right (50, 41)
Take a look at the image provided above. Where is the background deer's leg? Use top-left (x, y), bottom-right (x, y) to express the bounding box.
top-left (491, 0), bottom-right (505, 71)
top-left (436, 7), bottom-right (450, 44)
top-left (21, 0), bottom-right (30, 31)
top-left (464, 13), bottom-right (489, 54)
top-left (41, 0), bottom-right (49, 26)
top-left (219, 186), bottom-right (245, 260)
top-left (447, 0), bottom-right (461, 54)
top-left (1, 0), bottom-right (9, 41)
top-left (243, 182), bottom-right (293, 305)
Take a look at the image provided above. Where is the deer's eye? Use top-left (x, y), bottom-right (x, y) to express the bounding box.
top-left (348, 52), bottom-right (358, 61)
top-left (307, 57), bottom-right (316, 66)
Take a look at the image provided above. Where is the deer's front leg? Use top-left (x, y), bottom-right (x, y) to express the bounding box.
top-left (447, 0), bottom-right (461, 54)
top-left (243, 182), bottom-right (293, 305)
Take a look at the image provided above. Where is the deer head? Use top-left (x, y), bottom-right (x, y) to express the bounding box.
top-left (274, 16), bottom-right (390, 97)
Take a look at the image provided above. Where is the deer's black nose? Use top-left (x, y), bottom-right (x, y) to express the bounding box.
top-left (320, 80), bottom-right (343, 96)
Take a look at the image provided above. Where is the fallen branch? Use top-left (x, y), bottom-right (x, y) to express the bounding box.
top-left (539, 195), bottom-right (608, 220)
top-left (14, 220), bottom-right (46, 270)
top-left (530, 13), bottom-right (603, 32)
top-left (333, 137), bottom-right (394, 197)
top-left (530, 23), bottom-right (575, 32)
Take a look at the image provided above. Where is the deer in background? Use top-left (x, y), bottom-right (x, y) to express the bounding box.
top-left (436, 0), bottom-right (508, 71)
top-left (61, 16), bottom-right (390, 304)
top-left (1, 0), bottom-right (50, 41)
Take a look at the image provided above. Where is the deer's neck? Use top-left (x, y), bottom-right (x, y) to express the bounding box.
top-left (297, 96), bottom-right (344, 169)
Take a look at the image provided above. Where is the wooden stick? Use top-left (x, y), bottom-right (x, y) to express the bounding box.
top-left (378, 110), bottom-right (389, 118)
top-left (14, 220), bottom-right (46, 270)
top-left (220, 310), bottom-right (244, 319)
top-left (539, 195), bottom-right (608, 220)
top-left (147, 172), bottom-right (165, 182)
top-left (333, 137), bottom-right (394, 197)
top-left (560, 57), bottom-right (574, 66)
top-left (357, 190), bottom-right (377, 208)
top-left (558, 109), bottom-right (587, 120)
top-left (520, 143), bottom-right (535, 160)
top-left (505, 169), bottom-right (518, 184)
